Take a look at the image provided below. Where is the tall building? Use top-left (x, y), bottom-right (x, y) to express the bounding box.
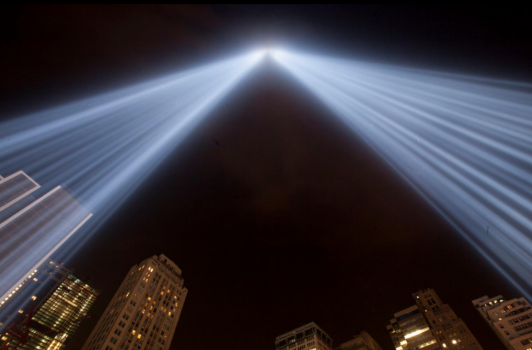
top-left (472, 295), bottom-right (532, 350)
top-left (275, 322), bottom-right (333, 350)
top-left (387, 305), bottom-right (439, 350)
top-left (0, 261), bottom-right (99, 350)
top-left (81, 255), bottom-right (188, 350)
top-left (334, 331), bottom-right (382, 350)
top-left (0, 261), bottom-right (70, 333)
top-left (0, 170), bottom-right (93, 312)
top-left (388, 288), bottom-right (482, 350)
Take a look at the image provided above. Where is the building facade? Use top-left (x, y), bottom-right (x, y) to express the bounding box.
top-left (275, 322), bottom-right (333, 350)
top-left (0, 170), bottom-right (93, 311)
top-left (388, 289), bottom-right (482, 350)
top-left (0, 261), bottom-right (99, 350)
top-left (81, 255), bottom-right (188, 350)
top-left (388, 305), bottom-right (440, 350)
top-left (472, 295), bottom-right (532, 350)
top-left (334, 331), bottom-right (382, 350)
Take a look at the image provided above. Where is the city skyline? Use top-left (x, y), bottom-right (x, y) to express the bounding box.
top-left (1, 5), bottom-right (531, 350)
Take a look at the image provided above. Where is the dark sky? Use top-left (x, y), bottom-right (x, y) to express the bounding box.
top-left (1, 5), bottom-right (531, 350)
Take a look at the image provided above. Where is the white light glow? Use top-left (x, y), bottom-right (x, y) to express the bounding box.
top-left (404, 327), bottom-right (429, 339)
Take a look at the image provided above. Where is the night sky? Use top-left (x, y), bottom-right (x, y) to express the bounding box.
top-left (1, 5), bottom-right (531, 350)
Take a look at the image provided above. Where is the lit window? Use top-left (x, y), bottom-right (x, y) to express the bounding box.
top-left (18, 310), bottom-right (23, 314)
top-left (31, 296), bottom-right (37, 301)
top-left (443, 344), bottom-right (447, 348)
top-left (452, 340), bottom-right (457, 345)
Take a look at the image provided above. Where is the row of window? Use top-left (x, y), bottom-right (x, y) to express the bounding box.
top-left (509, 311), bottom-right (532, 325)
top-left (399, 316), bottom-right (424, 327)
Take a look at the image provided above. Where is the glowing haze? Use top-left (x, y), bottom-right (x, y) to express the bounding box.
top-left (1, 47), bottom-right (532, 302)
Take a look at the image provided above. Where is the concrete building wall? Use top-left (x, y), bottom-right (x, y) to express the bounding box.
top-left (473, 295), bottom-right (532, 350)
top-left (81, 255), bottom-right (187, 350)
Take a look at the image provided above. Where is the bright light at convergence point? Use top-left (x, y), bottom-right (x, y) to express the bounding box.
top-left (253, 47), bottom-right (286, 60)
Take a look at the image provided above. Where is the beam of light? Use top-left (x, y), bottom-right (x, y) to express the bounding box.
top-left (273, 50), bottom-right (532, 298)
top-left (0, 51), bottom-right (262, 317)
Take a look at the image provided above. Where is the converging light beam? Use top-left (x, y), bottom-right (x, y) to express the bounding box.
top-left (0, 52), bottom-right (263, 316)
top-left (273, 50), bottom-right (532, 298)
top-left (1, 46), bottom-right (532, 305)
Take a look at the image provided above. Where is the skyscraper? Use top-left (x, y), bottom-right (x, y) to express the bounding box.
top-left (472, 295), bottom-right (532, 350)
top-left (388, 288), bottom-right (482, 350)
top-left (81, 255), bottom-right (188, 350)
top-left (0, 170), bottom-right (93, 313)
top-left (334, 331), bottom-right (382, 350)
top-left (0, 261), bottom-right (99, 350)
top-left (275, 322), bottom-right (333, 350)
top-left (0, 261), bottom-right (70, 333)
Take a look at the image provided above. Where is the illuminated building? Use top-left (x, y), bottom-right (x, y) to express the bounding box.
top-left (334, 331), bottom-right (382, 350)
top-left (0, 170), bottom-right (93, 311)
top-left (81, 255), bottom-right (188, 350)
top-left (0, 261), bottom-right (70, 334)
top-left (275, 322), bottom-right (333, 350)
top-left (387, 305), bottom-right (439, 350)
top-left (0, 261), bottom-right (99, 350)
top-left (472, 295), bottom-right (532, 350)
top-left (388, 289), bottom-right (482, 350)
